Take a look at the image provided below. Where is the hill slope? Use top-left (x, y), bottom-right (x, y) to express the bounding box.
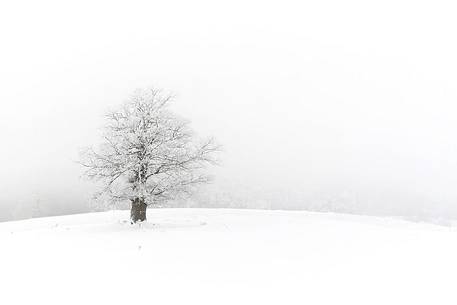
top-left (1, 209), bottom-right (456, 304)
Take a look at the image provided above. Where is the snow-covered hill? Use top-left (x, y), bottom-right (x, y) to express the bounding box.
top-left (1, 209), bottom-right (456, 304)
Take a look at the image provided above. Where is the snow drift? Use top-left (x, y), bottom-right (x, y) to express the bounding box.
top-left (1, 208), bottom-right (456, 305)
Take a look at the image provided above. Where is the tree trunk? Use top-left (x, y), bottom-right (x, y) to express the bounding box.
top-left (131, 198), bottom-right (147, 223)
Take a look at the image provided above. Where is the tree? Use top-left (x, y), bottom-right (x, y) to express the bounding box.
top-left (80, 88), bottom-right (220, 223)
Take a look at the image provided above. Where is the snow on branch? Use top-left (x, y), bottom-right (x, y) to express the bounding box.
top-left (80, 87), bottom-right (221, 205)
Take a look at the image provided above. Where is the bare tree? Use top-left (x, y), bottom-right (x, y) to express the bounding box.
top-left (80, 88), bottom-right (220, 223)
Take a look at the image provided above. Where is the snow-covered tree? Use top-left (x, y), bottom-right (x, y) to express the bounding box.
top-left (80, 88), bottom-right (220, 223)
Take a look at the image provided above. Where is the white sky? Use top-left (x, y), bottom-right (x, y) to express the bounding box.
top-left (1, 0), bottom-right (457, 218)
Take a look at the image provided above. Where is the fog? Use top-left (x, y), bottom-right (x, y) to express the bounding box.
top-left (1, 0), bottom-right (457, 222)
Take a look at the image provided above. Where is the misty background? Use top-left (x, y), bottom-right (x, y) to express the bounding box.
top-left (1, 0), bottom-right (457, 222)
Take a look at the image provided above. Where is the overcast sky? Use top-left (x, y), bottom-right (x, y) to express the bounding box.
top-left (2, 0), bottom-right (457, 220)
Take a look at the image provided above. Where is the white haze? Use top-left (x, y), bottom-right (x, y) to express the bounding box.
top-left (1, 0), bottom-right (457, 221)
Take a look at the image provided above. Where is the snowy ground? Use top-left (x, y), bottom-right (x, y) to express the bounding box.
top-left (1, 208), bottom-right (457, 304)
